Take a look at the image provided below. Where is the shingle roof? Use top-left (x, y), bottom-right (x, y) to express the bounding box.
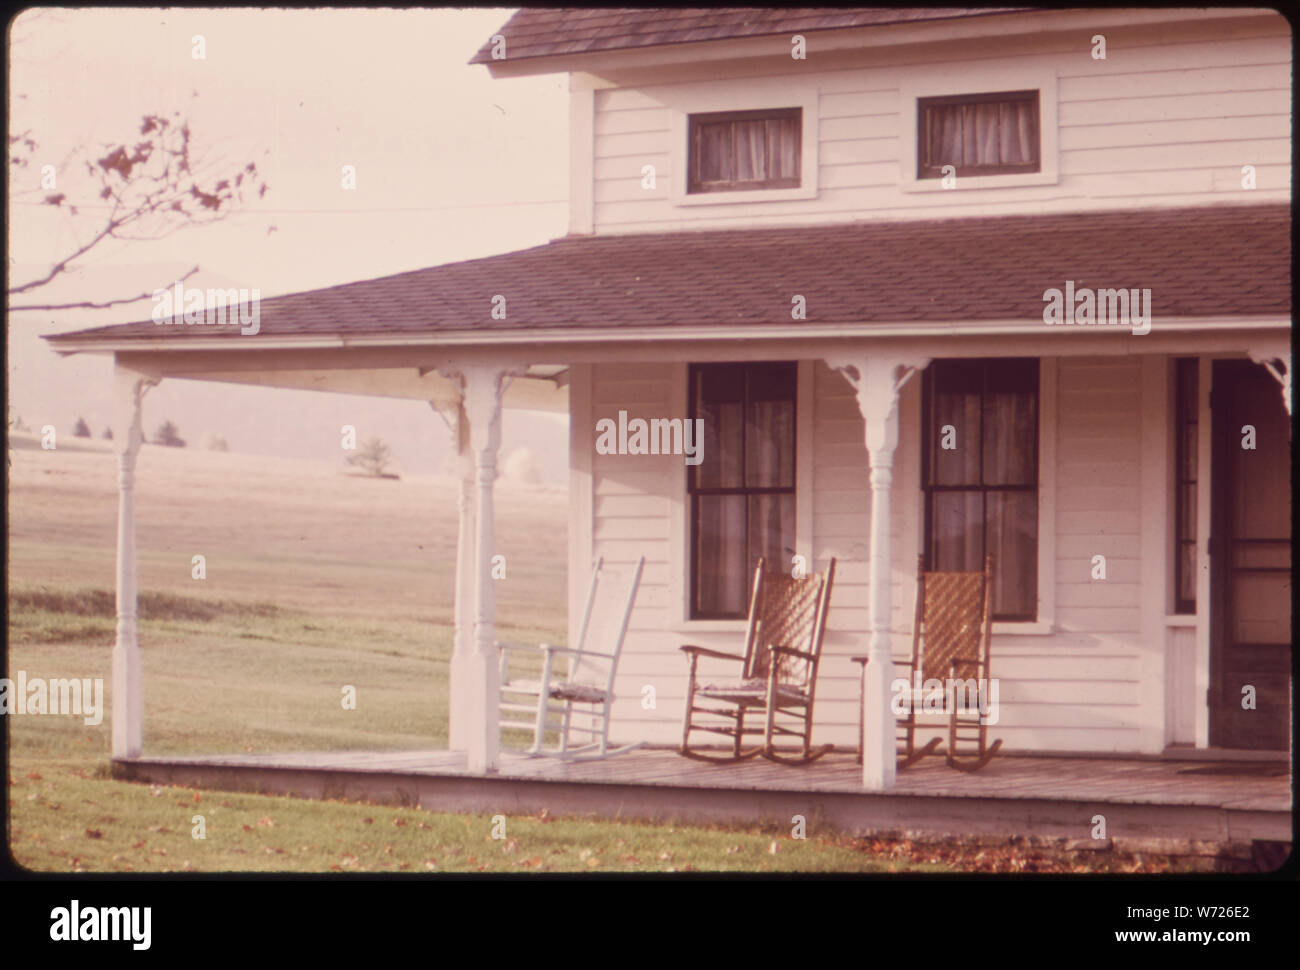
top-left (469, 7), bottom-right (1032, 64)
top-left (45, 205), bottom-right (1291, 345)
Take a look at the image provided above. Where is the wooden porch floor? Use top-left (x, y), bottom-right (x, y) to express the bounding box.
top-left (115, 748), bottom-right (1292, 843)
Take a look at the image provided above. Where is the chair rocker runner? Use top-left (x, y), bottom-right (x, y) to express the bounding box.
top-left (680, 557), bottom-right (836, 765)
top-left (498, 556), bottom-right (644, 760)
top-left (854, 554), bottom-right (1002, 771)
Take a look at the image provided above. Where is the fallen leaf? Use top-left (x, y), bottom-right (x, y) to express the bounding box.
top-left (85, 829), bottom-right (102, 839)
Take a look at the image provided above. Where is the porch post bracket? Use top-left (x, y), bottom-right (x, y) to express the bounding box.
top-left (111, 363), bottom-right (159, 760)
top-left (826, 355), bottom-right (930, 791)
top-left (1246, 341), bottom-right (1292, 415)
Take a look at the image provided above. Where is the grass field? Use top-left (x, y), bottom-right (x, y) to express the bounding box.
top-left (6, 433), bottom-right (1193, 873)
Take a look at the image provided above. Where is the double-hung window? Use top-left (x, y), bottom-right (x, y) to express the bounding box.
top-left (923, 358), bottom-right (1039, 620)
top-left (688, 362), bottom-right (797, 618)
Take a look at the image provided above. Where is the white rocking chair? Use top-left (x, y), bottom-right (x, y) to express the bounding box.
top-left (497, 556), bottom-right (644, 760)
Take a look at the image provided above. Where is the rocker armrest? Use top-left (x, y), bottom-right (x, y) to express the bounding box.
top-left (538, 645), bottom-right (615, 660)
top-left (850, 655), bottom-right (869, 665)
top-left (770, 644), bottom-right (816, 661)
top-left (680, 645), bottom-right (746, 663)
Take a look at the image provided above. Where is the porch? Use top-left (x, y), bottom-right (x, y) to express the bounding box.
top-left (112, 747), bottom-right (1291, 843)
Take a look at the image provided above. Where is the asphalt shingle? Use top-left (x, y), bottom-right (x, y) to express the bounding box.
top-left (46, 204), bottom-right (1291, 345)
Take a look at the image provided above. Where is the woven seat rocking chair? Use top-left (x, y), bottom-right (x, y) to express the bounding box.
top-left (680, 557), bottom-right (836, 765)
top-left (854, 554), bottom-right (1002, 772)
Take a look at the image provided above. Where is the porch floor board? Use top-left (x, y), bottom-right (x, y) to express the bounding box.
top-left (114, 748), bottom-right (1292, 843)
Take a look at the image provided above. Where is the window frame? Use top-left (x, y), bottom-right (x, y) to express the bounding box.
top-left (921, 357), bottom-right (1042, 623)
top-left (686, 360), bottom-right (798, 621)
top-left (669, 85), bottom-right (819, 206)
top-left (687, 107), bottom-right (803, 194)
top-left (900, 69), bottom-right (1058, 193)
top-left (916, 89), bottom-right (1042, 179)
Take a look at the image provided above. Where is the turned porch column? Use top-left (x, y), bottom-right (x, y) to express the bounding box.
top-left (431, 393), bottom-right (475, 753)
top-left (828, 355), bottom-right (929, 791)
top-left (460, 365), bottom-right (512, 774)
top-left (111, 361), bottom-right (157, 759)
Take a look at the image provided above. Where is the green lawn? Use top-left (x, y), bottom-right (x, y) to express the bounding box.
top-left (7, 584), bottom-right (951, 873)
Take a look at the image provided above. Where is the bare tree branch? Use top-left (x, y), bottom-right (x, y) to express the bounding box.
top-left (9, 265), bottom-right (200, 312)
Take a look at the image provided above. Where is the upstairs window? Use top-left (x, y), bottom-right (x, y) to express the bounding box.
top-left (917, 90), bottom-right (1040, 179)
top-left (688, 108), bottom-right (801, 194)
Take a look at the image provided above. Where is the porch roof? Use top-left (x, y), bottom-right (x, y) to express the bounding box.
top-left (468, 7), bottom-right (1030, 64)
top-left (44, 203), bottom-right (1290, 350)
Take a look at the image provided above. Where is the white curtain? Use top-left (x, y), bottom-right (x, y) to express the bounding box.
top-left (928, 98), bottom-right (1035, 169)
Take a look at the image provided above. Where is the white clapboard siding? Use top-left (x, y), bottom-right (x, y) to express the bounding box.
top-left (589, 18), bottom-right (1289, 233)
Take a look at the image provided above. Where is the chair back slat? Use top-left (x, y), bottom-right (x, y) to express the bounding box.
top-left (915, 555), bottom-right (993, 682)
top-left (743, 558), bottom-right (836, 691)
top-left (570, 556), bottom-right (644, 688)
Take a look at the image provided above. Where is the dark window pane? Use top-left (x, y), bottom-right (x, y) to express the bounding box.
top-left (696, 121), bottom-right (732, 183)
top-left (932, 389), bottom-right (981, 485)
top-left (931, 491), bottom-right (984, 572)
top-left (1179, 483), bottom-right (1197, 541)
top-left (986, 491), bottom-right (1037, 618)
top-left (694, 366), bottom-right (744, 489)
top-left (748, 493), bottom-right (796, 580)
top-left (694, 495), bottom-right (747, 615)
top-left (1179, 421), bottom-right (1199, 481)
top-left (1178, 542), bottom-right (1197, 606)
top-left (982, 388), bottom-right (1035, 486)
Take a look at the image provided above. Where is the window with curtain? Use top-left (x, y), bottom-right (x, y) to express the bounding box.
top-left (923, 359), bottom-right (1039, 620)
top-left (689, 362), bottom-right (797, 618)
top-left (917, 90), bottom-right (1040, 178)
top-left (688, 108), bottom-right (801, 194)
top-left (1174, 357), bottom-right (1198, 614)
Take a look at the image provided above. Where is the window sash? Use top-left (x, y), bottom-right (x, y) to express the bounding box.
top-left (918, 90), bottom-right (1040, 178)
top-left (689, 362), bottom-right (797, 618)
top-left (923, 359), bottom-right (1040, 621)
top-left (688, 108), bottom-right (801, 193)
top-left (1173, 357), bottom-right (1199, 613)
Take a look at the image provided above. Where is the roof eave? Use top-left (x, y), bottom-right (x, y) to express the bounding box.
top-left (43, 315), bottom-right (1293, 357)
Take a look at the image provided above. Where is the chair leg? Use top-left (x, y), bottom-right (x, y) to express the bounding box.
top-left (946, 708), bottom-right (1002, 771)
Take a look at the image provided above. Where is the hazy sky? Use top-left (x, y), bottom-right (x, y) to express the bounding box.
top-left (8, 7), bottom-right (570, 475)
